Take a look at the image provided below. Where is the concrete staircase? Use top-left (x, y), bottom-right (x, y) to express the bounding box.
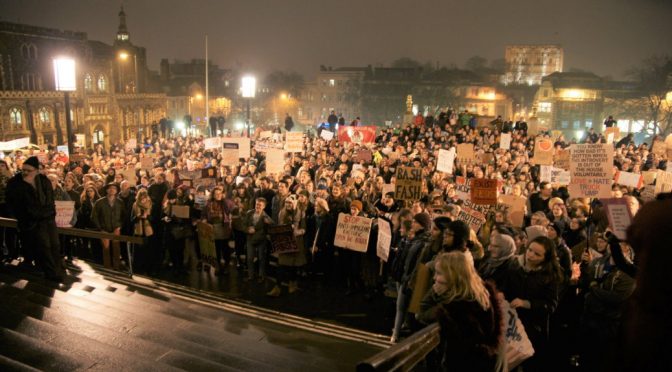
top-left (0, 260), bottom-right (387, 371)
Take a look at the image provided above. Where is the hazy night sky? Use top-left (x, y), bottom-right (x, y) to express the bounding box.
top-left (2, 0), bottom-right (671, 80)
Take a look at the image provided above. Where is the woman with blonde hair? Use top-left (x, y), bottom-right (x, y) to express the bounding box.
top-left (132, 188), bottom-right (153, 274)
top-left (418, 251), bottom-right (505, 371)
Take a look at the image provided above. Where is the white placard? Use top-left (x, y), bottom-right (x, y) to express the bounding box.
top-left (334, 213), bottom-right (373, 253)
top-left (500, 132), bottom-right (512, 150)
top-left (437, 148), bottom-right (456, 174)
top-left (223, 137), bottom-right (250, 159)
top-left (540, 165), bottom-right (552, 183)
top-left (284, 132), bottom-right (304, 153)
top-left (266, 148), bottom-right (285, 174)
top-left (320, 130), bottom-right (334, 141)
top-left (0, 137), bottom-right (30, 151)
top-left (55, 200), bottom-right (75, 227)
top-left (614, 171), bottom-right (643, 188)
top-left (204, 137), bottom-right (221, 150)
top-left (376, 218), bottom-right (392, 262)
top-left (603, 198), bottom-right (632, 240)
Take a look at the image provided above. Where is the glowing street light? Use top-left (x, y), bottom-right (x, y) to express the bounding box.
top-left (241, 76), bottom-right (256, 137)
top-left (53, 57), bottom-right (76, 154)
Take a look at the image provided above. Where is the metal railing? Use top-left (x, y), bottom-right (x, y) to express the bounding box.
top-left (356, 322), bottom-right (440, 372)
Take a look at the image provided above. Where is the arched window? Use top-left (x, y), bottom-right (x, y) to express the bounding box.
top-left (84, 74), bottom-right (93, 92)
top-left (97, 75), bottom-right (107, 92)
top-left (20, 44), bottom-right (38, 60)
top-left (9, 108), bottom-right (23, 129)
top-left (38, 107), bottom-right (51, 128)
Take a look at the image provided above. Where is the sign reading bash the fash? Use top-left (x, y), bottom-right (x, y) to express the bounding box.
top-left (569, 144), bottom-right (613, 198)
top-left (334, 213), bottom-right (372, 252)
top-left (394, 166), bottom-right (422, 200)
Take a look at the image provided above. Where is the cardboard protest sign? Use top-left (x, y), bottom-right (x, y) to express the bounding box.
top-left (201, 167), bottom-right (217, 179)
top-left (500, 132), bottom-right (512, 150)
top-left (654, 170), bottom-right (672, 195)
top-left (470, 178), bottom-right (498, 205)
top-left (266, 148), bottom-right (285, 174)
top-left (376, 218), bottom-right (392, 262)
top-left (456, 204), bottom-right (487, 232)
top-left (382, 183), bottom-right (395, 196)
top-left (320, 130), bottom-right (334, 141)
top-left (140, 157), bottom-right (154, 170)
top-left (284, 132), bottom-right (304, 153)
top-left (268, 224), bottom-right (299, 254)
top-left (355, 149), bottom-right (373, 163)
top-left (456, 143), bottom-right (476, 163)
top-left (204, 137), bottom-right (221, 150)
top-left (614, 171), bottom-right (644, 189)
top-left (540, 165), bottom-right (552, 183)
top-left (553, 149), bottom-right (570, 171)
top-left (652, 140), bottom-right (666, 156)
top-left (479, 152), bottom-right (495, 164)
top-left (70, 153), bottom-right (86, 163)
top-left (121, 169), bottom-right (137, 186)
top-left (337, 126), bottom-right (376, 144)
top-left (499, 194), bottom-right (526, 228)
top-left (171, 205), bottom-right (190, 219)
top-left (531, 138), bottom-right (554, 165)
top-left (223, 137), bottom-right (250, 159)
top-left (55, 201), bottom-right (75, 227)
top-left (437, 148), bottom-right (456, 174)
top-left (640, 185), bottom-right (655, 202)
top-left (334, 213), bottom-right (373, 252)
top-left (221, 143), bottom-right (239, 166)
top-left (394, 166), bottom-right (423, 201)
top-left (125, 138), bottom-right (137, 152)
top-left (642, 171), bottom-right (657, 185)
top-left (602, 198), bottom-right (632, 240)
top-left (569, 144), bottom-right (613, 198)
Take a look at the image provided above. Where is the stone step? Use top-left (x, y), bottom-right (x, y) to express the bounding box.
top-left (0, 354), bottom-right (41, 372)
top-left (0, 327), bottom-right (94, 371)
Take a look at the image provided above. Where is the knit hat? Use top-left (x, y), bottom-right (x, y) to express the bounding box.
top-left (413, 212), bottom-right (432, 231)
top-left (167, 189), bottom-right (178, 200)
top-left (350, 200), bottom-right (363, 211)
top-left (23, 156), bottom-right (40, 169)
top-left (433, 216), bottom-right (452, 231)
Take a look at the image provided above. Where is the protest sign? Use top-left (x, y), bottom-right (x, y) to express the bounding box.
top-left (36, 152), bottom-right (48, 164)
top-left (470, 178), bottom-right (498, 205)
top-left (268, 224), bottom-right (299, 254)
top-left (456, 204), bottom-right (487, 232)
top-left (0, 137), bottom-right (30, 151)
top-left (602, 198), bottom-right (633, 240)
top-left (204, 137), bottom-right (221, 150)
top-left (376, 218), bottom-right (392, 262)
top-left (337, 126), bottom-right (376, 144)
top-left (654, 170), bottom-right (672, 195)
top-left (355, 149), bottom-right (373, 163)
top-left (221, 142), bottom-right (239, 166)
top-left (259, 130), bottom-right (273, 139)
top-left (540, 165), bottom-right (552, 183)
top-left (531, 138), bottom-right (554, 165)
top-left (479, 152), bottom-right (495, 164)
top-left (394, 166), bottom-right (422, 201)
top-left (500, 132), bottom-right (512, 150)
top-left (606, 132), bottom-right (614, 145)
top-left (569, 144), bottom-right (613, 198)
top-left (499, 194), bottom-right (526, 228)
top-left (456, 143), bottom-right (476, 163)
top-left (181, 179), bottom-right (193, 188)
top-left (642, 171), bottom-right (657, 185)
top-left (55, 201), bottom-right (75, 227)
top-left (201, 167), bottom-right (217, 179)
top-left (56, 145), bottom-right (69, 159)
top-left (266, 148), bottom-right (285, 174)
top-left (320, 130), bottom-right (334, 141)
top-left (604, 127), bottom-right (621, 141)
top-left (125, 138), bottom-right (137, 152)
top-left (553, 149), bottom-right (570, 171)
top-left (285, 132), bottom-right (304, 153)
top-left (382, 183), bottom-right (395, 196)
top-left (437, 148), bottom-right (456, 174)
top-left (70, 153), bottom-right (86, 163)
top-left (121, 169), bottom-right (137, 186)
top-left (223, 137), bottom-right (250, 159)
top-left (334, 213), bottom-right (373, 252)
top-left (652, 140), bottom-right (666, 156)
top-left (140, 157), bottom-right (154, 170)
top-left (614, 171), bottom-right (643, 189)
top-left (171, 205), bottom-right (190, 219)
top-left (551, 167), bottom-right (571, 186)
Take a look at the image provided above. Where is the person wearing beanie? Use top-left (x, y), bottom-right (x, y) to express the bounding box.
top-left (350, 199), bottom-right (364, 214)
top-left (6, 156), bottom-right (66, 282)
top-left (91, 178), bottom-right (126, 270)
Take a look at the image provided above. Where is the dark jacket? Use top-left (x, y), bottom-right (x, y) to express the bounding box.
top-left (243, 209), bottom-right (273, 244)
top-left (91, 197), bottom-right (126, 232)
top-left (6, 173), bottom-right (56, 231)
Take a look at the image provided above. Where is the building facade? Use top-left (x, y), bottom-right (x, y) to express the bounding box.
top-left (503, 44), bottom-right (563, 86)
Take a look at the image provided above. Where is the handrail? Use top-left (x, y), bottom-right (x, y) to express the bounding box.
top-left (356, 322), bottom-right (440, 372)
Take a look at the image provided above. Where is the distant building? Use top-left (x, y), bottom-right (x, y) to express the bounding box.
top-left (298, 66), bottom-right (365, 125)
top-left (503, 45), bottom-right (563, 86)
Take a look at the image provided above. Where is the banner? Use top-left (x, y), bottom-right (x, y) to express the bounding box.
top-left (376, 218), bottom-right (392, 262)
top-left (437, 148), bottom-right (456, 174)
top-left (320, 130), bottom-right (334, 141)
top-left (602, 198), bottom-right (633, 240)
top-left (456, 143), bottom-right (476, 163)
top-left (500, 132), bottom-right (512, 150)
top-left (569, 144), bottom-right (613, 198)
top-left (55, 200), bottom-right (75, 227)
top-left (268, 224), bottom-right (299, 254)
top-left (394, 166), bottom-right (422, 201)
top-left (470, 178), bottom-right (498, 205)
top-left (204, 137), bottom-right (221, 150)
top-left (221, 143), bottom-right (239, 166)
top-left (337, 126), bottom-right (376, 144)
top-left (531, 138), bottom-right (554, 165)
top-left (266, 148), bottom-right (285, 174)
top-left (334, 213), bottom-right (373, 252)
top-left (223, 137), bottom-right (250, 159)
top-left (0, 137), bottom-right (30, 151)
top-left (614, 171), bottom-right (643, 189)
top-left (284, 132), bottom-right (304, 153)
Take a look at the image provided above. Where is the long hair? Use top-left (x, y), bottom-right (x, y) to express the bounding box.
top-left (435, 251), bottom-right (491, 311)
top-left (528, 236), bottom-right (564, 283)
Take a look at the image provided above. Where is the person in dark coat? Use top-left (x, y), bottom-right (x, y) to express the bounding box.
top-left (6, 156), bottom-right (65, 282)
top-left (91, 183), bottom-right (125, 270)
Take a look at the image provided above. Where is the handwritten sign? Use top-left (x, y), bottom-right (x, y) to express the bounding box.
top-left (553, 149), bottom-right (570, 171)
top-left (456, 143), bottom-right (476, 163)
top-left (569, 144), bottom-right (613, 198)
top-left (268, 224), bottom-right (299, 254)
top-left (551, 167), bottom-right (571, 186)
top-left (655, 170), bottom-right (672, 195)
top-left (285, 132), bottom-right (304, 153)
top-left (470, 178), bottom-right (498, 205)
top-left (540, 165), bottom-right (552, 183)
top-left (376, 218), bottom-right (392, 262)
top-left (531, 138), bottom-right (554, 165)
top-left (320, 130), bottom-right (334, 141)
top-left (437, 148), bottom-right (455, 174)
top-left (394, 166), bottom-right (422, 201)
top-left (603, 198), bottom-right (632, 240)
top-left (500, 132), bottom-right (512, 150)
top-left (204, 137), bottom-right (221, 150)
top-left (334, 213), bottom-right (373, 252)
top-left (55, 201), bottom-right (75, 227)
top-left (221, 143), bottom-right (239, 166)
top-left (266, 148), bottom-right (285, 174)
top-left (499, 194), bottom-right (526, 228)
top-left (223, 137), bottom-right (250, 159)
top-left (456, 204), bottom-right (486, 233)
top-left (614, 171), bottom-right (643, 189)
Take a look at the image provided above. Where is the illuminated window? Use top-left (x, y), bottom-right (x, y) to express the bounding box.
top-left (573, 121), bottom-right (581, 129)
top-left (38, 107), bottom-right (51, 127)
top-left (538, 102), bottom-right (552, 113)
top-left (97, 75), bottom-right (107, 92)
top-left (560, 121), bottom-right (569, 129)
top-left (584, 120), bottom-right (592, 128)
top-left (84, 74), bottom-right (93, 92)
top-left (617, 120), bottom-right (630, 133)
top-left (9, 108), bottom-right (23, 128)
top-left (329, 79), bottom-right (335, 87)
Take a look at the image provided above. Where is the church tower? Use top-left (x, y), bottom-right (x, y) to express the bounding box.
top-left (115, 6), bottom-right (130, 45)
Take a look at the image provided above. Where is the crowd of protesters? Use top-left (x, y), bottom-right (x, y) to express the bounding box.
top-left (0, 108), bottom-right (670, 371)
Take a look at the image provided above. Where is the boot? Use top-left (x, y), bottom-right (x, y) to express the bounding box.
top-left (266, 285), bottom-right (281, 297)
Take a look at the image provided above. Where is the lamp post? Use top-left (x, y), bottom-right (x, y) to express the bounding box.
top-left (241, 76), bottom-right (256, 137)
top-left (53, 57), bottom-right (76, 155)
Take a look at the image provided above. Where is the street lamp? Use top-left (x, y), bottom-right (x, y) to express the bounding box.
top-left (53, 57), bottom-right (76, 155)
top-left (118, 51), bottom-right (138, 93)
top-left (241, 75), bottom-right (256, 137)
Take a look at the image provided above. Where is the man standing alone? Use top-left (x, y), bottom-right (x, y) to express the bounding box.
top-left (92, 183), bottom-right (125, 270)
